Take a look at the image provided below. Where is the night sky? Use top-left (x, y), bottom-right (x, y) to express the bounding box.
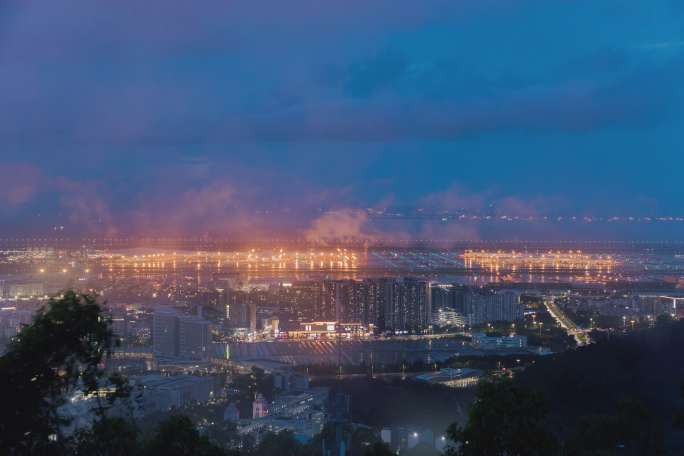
top-left (1, 1), bottom-right (683, 240)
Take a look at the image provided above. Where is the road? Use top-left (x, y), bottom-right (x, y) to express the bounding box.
top-left (543, 299), bottom-right (589, 346)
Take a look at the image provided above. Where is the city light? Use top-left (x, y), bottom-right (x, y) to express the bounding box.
top-left (462, 250), bottom-right (617, 271)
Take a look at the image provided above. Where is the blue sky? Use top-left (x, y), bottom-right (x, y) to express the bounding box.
top-left (1, 0), bottom-right (683, 239)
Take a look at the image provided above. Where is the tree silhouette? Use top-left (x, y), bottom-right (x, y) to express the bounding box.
top-left (363, 441), bottom-right (394, 456)
top-left (0, 291), bottom-right (128, 453)
top-left (143, 415), bottom-right (228, 456)
top-left (446, 378), bottom-right (558, 456)
top-left (73, 417), bottom-right (139, 456)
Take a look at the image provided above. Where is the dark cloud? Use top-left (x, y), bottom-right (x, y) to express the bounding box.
top-left (0, 163), bottom-right (42, 209)
top-left (0, 0), bottom-right (683, 237)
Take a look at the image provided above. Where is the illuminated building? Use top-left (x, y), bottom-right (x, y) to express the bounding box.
top-left (431, 285), bottom-right (453, 311)
top-left (656, 296), bottom-right (684, 318)
top-left (111, 316), bottom-right (128, 347)
top-left (315, 278), bottom-right (431, 334)
top-left (252, 393), bottom-right (269, 419)
top-left (471, 332), bottom-right (527, 349)
top-left (277, 281), bottom-right (321, 323)
top-left (249, 301), bottom-right (257, 332)
top-left (316, 279), bottom-right (382, 329)
top-left (415, 368), bottom-right (483, 388)
top-left (7, 282), bottom-right (45, 298)
top-left (365, 278), bottom-right (394, 331)
top-left (432, 308), bottom-right (466, 328)
top-left (287, 321), bottom-right (372, 339)
top-left (261, 316), bottom-right (280, 337)
top-left (386, 278), bottom-right (431, 334)
top-left (320, 280), bottom-right (341, 321)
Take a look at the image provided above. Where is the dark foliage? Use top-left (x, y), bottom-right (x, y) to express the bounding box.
top-left (143, 415), bottom-right (228, 456)
top-left (0, 291), bottom-right (127, 453)
top-left (252, 430), bottom-right (312, 456)
top-left (516, 320), bottom-right (684, 452)
top-left (446, 378), bottom-right (558, 456)
top-left (363, 442), bottom-right (395, 456)
top-left (447, 320), bottom-right (684, 455)
top-left (73, 417), bottom-right (139, 456)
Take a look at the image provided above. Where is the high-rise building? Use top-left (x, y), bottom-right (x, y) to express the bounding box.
top-left (111, 315), bottom-right (129, 348)
top-left (226, 289), bottom-right (249, 328)
top-left (153, 308), bottom-right (179, 358)
top-left (153, 308), bottom-right (211, 359)
top-left (385, 278), bottom-right (430, 334)
top-left (320, 280), bottom-right (341, 321)
top-left (249, 301), bottom-right (258, 332)
top-left (252, 393), bottom-right (269, 418)
top-left (463, 289), bottom-right (522, 326)
top-left (179, 316), bottom-right (211, 359)
top-left (276, 281), bottom-right (322, 323)
top-left (365, 278), bottom-right (394, 331)
top-left (431, 285), bottom-right (452, 310)
top-left (302, 278), bottom-right (432, 334)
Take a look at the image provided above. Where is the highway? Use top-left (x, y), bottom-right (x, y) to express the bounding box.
top-left (543, 299), bottom-right (588, 346)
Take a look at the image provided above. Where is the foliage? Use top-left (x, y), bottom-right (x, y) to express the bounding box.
top-left (446, 378), bottom-right (558, 456)
top-left (231, 367), bottom-right (275, 418)
top-left (363, 441), bottom-right (395, 456)
top-left (143, 415), bottom-right (227, 456)
top-left (0, 291), bottom-right (128, 453)
top-left (350, 426), bottom-right (384, 456)
top-left (72, 417), bottom-right (139, 456)
top-left (252, 430), bottom-right (312, 456)
top-left (447, 320), bottom-right (684, 455)
top-left (564, 399), bottom-right (663, 455)
top-left (403, 442), bottom-right (441, 456)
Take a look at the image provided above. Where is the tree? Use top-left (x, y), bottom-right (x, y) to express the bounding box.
top-left (350, 427), bottom-right (384, 456)
top-left (143, 415), bottom-right (227, 456)
top-left (253, 430), bottom-right (311, 456)
top-left (231, 366), bottom-right (275, 418)
top-left (0, 291), bottom-right (128, 453)
top-left (403, 442), bottom-right (440, 456)
top-left (363, 442), bottom-right (394, 456)
top-left (446, 378), bottom-right (558, 456)
top-left (566, 399), bottom-right (663, 455)
top-left (72, 417), bottom-right (140, 456)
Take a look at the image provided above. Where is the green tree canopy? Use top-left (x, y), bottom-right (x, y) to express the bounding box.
top-left (446, 378), bottom-right (558, 456)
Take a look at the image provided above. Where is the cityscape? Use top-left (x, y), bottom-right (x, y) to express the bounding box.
top-left (2, 239), bottom-right (684, 454)
top-left (2, 1), bottom-right (684, 456)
